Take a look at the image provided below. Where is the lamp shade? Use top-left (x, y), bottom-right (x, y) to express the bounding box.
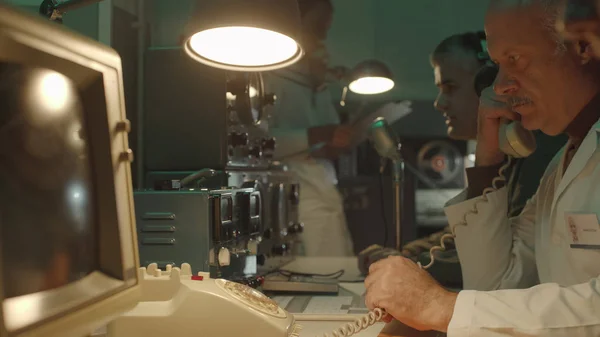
top-left (183, 0), bottom-right (304, 72)
top-left (348, 60), bottom-right (395, 95)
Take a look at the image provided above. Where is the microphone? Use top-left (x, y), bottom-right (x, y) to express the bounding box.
top-left (369, 117), bottom-right (401, 162)
top-left (368, 117), bottom-right (403, 251)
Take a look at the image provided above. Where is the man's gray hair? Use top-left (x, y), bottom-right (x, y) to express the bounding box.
top-left (539, 0), bottom-right (567, 53)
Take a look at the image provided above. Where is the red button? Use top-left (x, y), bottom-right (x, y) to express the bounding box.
top-left (191, 276), bottom-right (204, 281)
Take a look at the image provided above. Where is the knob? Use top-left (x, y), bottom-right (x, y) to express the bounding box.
top-left (120, 149), bottom-right (134, 163)
top-left (116, 119), bottom-right (131, 133)
top-left (271, 244), bottom-right (288, 256)
top-left (287, 223), bottom-right (304, 234)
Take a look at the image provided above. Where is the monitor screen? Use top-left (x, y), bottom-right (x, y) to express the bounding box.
top-left (0, 64), bottom-right (97, 299)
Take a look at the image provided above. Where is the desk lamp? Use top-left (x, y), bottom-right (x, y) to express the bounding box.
top-left (182, 0), bottom-right (304, 72)
top-left (340, 60), bottom-right (394, 106)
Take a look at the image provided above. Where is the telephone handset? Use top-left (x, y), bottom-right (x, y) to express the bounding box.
top-left (498, 120), bottom-right (536, 158)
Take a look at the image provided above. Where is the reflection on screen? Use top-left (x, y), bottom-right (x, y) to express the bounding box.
top-left (0, 64), bottom-right (97, 298)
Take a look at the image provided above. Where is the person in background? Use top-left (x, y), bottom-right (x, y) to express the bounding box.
top-left (560, 0), bottom-right (600, 55)
top-left (263, 0), bottom-right (355, 256)
top-left (365, 0), bottom-right (600, 335)
top-left (359, 32), bottom-right (566, 289)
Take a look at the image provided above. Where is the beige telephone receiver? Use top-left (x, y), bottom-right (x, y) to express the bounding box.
top-left (498, 120), bottom-right (536, 158)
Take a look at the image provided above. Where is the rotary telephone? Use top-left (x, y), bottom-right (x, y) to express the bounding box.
top-left (108, 263), bottom-right (386, 337)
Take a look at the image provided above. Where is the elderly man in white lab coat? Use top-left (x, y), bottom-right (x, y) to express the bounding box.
top-left (364, 0), bottom-right (600, 335)
top-left (263, 0), bottom-right (355, 257)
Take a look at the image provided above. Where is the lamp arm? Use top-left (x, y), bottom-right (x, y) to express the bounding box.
top-left (40, 0), bottom-right (104, 22)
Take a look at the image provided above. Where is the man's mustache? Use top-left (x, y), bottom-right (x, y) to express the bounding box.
top-left (507, 96), bottom-right (533, 109)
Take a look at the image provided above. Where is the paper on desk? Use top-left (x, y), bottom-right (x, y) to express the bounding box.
top-left (349, 100), bottom-right (412, 146)
top-left (303, 296), bottom-right (353, 314)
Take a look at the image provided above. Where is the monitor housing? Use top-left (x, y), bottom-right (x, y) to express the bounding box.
top-left (0, 4), bottom-right (140, 337)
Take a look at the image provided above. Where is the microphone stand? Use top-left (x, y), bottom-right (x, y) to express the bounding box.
top-left (371, 117), bottom-right (404, 251)
top-left (383, 145), bottom-right (403, 251)
top-left (392, 153), bottom-right (404, 251)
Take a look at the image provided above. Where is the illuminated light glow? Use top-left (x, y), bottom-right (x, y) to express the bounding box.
top-left (349, 77), bottom-right (395, 95)
top-left (186, 26), bottom-right (301, 70)
top-left (39, 72), bottom-right (70, 113)
top-left (249, 86), bottom-right (257, 98)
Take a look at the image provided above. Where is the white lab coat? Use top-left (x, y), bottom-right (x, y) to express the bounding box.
top-left (442, 117), bottom-right (600, 337)
top-left (263, 66), bottom-right (354, 257)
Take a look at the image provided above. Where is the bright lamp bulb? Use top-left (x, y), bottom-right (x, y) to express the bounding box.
top-left (349, 77), bottom-right (395, 95)
top-left (187, 26), bottom-right (300, 70)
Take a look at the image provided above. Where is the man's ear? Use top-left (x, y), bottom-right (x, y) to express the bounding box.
top-left (575, 40), bottom-right (594, 65)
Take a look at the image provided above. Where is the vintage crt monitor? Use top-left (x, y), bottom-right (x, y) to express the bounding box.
top-left (0, 4), bottom-right (140, 337)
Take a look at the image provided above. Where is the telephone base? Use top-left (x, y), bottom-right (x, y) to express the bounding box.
top-left (107, 263), bottom-right (297, 337)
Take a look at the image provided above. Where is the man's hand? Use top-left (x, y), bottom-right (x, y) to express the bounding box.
top-left (476, 87), bottom-right (519, 166)
top-left (364, 256), bottom-right (458, 332)
top-left (331, 125), bottom-right (355, 148)
top-left (308, 124), bottom-right (356, 159)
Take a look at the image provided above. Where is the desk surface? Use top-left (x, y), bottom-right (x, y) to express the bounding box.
top-left (279, 257), bottom-right (442, 337)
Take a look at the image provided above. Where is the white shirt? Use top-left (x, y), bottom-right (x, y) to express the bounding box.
top-left (443, 118), bottom-right (600, 336)
top-left (263, 65), bottom-right (340, 187)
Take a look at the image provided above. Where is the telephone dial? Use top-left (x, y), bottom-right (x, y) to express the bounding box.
top-left (108, 263), bottom-right (386, 337)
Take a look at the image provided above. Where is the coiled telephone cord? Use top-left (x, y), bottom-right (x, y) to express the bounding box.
top-left (419, 157), bottom-right (513, 270)
top-left (317, 308), bottom-right (386, 337)
top-left (315, 158), bottom-right (511, 337)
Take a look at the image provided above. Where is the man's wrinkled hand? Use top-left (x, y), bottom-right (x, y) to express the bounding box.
top-left (364, 256), bottom-right (458, 333)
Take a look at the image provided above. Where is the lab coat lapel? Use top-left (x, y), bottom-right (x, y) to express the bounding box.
top-left (554, 120), bottom-right (600, 203)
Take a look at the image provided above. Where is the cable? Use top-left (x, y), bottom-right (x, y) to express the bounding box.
top-left (317, 308), bottom-right (386, 337)
top-left (276, 269), bottom-right (345, 279)
top-left (419, 156), bottom-right (513, 270)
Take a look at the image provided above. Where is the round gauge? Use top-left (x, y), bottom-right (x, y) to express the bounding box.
top-left (215, 279), bottom-right (287, 318)
top-left (417, 140), bottom-right (463, 185)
